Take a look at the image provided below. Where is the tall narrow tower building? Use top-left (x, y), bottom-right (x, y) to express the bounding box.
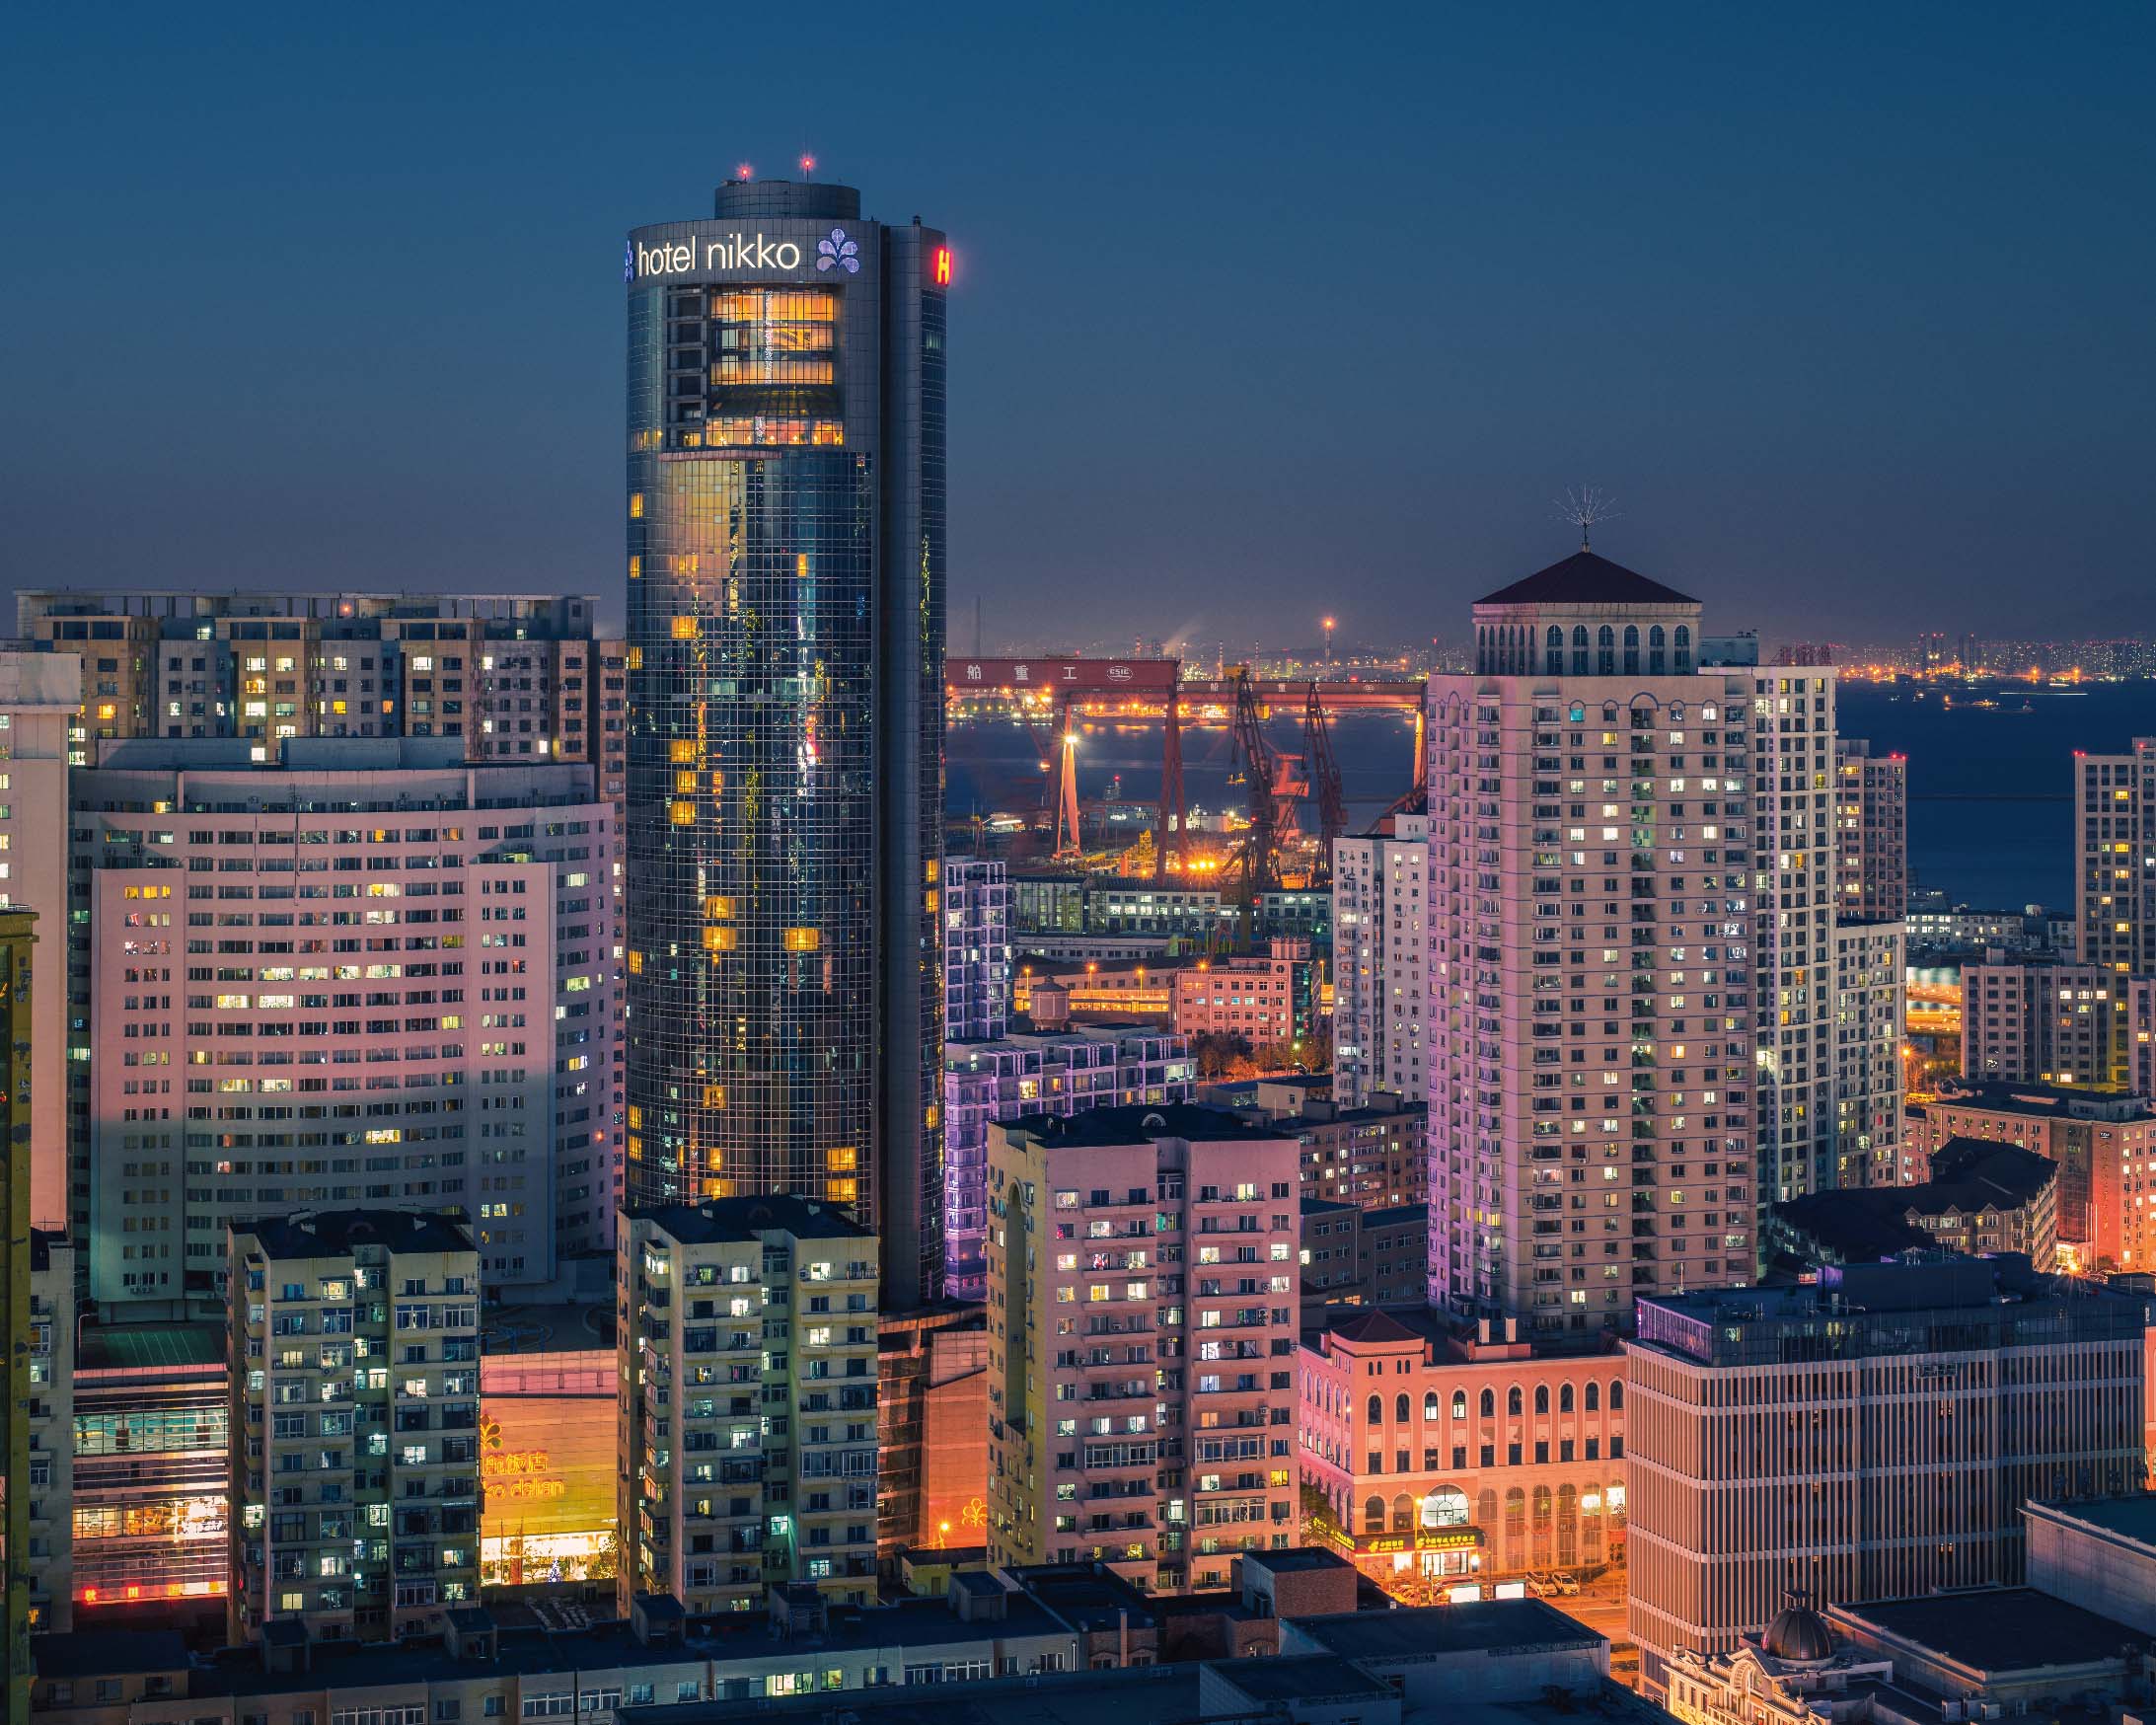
top-left (624, 179), bottom-right (949, 1306)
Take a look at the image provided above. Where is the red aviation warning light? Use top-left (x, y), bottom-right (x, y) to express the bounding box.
top-left (932, 245), bottom-right (952, 286)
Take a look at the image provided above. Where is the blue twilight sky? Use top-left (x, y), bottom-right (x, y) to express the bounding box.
top-left (3, 1), bottom-right (2151, 652)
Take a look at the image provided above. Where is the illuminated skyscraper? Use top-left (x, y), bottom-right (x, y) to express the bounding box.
top-left (625, 179), bottom-right (949, 1307)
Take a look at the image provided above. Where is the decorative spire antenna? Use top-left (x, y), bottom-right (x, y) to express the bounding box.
top-left (1556, 487), bottom-right (1620, 552)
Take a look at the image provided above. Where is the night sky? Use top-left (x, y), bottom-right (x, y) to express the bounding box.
top-left (5, 2), bottom-right (2152, 649)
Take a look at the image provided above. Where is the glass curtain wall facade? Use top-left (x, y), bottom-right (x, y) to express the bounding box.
top-left (625, 180), bottom-right (947, 1307)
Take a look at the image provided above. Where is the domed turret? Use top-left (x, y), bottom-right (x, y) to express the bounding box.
top-left (1760, 1595), bottom-right (1834, 1664)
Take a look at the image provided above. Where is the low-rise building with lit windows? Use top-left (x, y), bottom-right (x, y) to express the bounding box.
top-left (1296, 1311), bottom-right (1627, 1596)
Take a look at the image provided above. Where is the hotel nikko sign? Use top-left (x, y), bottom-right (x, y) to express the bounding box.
top-left (629, 231), bottom-right (813, 280)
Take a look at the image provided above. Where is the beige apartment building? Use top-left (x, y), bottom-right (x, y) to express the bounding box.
top-left (1962, 952), bottom-right (2132, 1091)
top-left (226, 1209), bottom-right (483, 1645)
top-left (1833, 738), bottom-right (1907, 921)
top-left (2077, 738), bottom-right (2156, 976)
top-left (1426, 551), bottom-right (1771, 1333)
top-left (986, 1104), bottom-right (1301, 1592)
top-left (618, 1197), bottom-right (880, 1614)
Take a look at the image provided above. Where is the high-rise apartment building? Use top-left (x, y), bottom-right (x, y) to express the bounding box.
top-left (17, 590), bottom-right (624, 796)
top-left (1962, 951), bottom-right (2132, 1090)
top-left (1625, 1257), bottom-right (2148, 1692)
top-left (0, 652), bottom-right (83, 1231)
top-left (1750, 668), bottom-right (1839, 1212)
top-left (1425, 552), bottom-right (1760, 1333)
top-left (942, 1026), bottom-right (1195, 1300)
top-left (1332, 811), bottom-right (1430, 1109)
top-left (2076, 738), bottom-right (2156, 975)
top-left (985, 1105), bottom-right (1301, 1593)
top-left (943, 856), bottom-right (1011, 1042)
top-left (71, 740), bottom-right (619, 1310)
top-left (1830, 921), bottom-right (1904, 1187)
top-left (1833, 738), bottom-right (1907, 920)
top-left (226, 1209), bottom-right (483, 1645)
top-left (624, 179), bottom-right (949, 1309)
top-left (617, 1197), bottom-right (880, 1612)
top-left (0, 911), bottom-right (34, 1719)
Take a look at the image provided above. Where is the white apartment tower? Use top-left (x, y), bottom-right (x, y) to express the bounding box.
top-left (1426, 550), bottom-right (1761, 1334)
top-left (1332, 811), bottom-right (1430, 1110)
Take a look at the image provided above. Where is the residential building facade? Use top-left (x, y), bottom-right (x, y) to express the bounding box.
top-left (2076, 738), bottom-right (2156, 976)
top-left (1831, 921), bottom-right (1905, 1187)
top-left (1833, 738), bottom-right (1907, 921)
top-left (72, 740), bottom-right (619, 1310)
top-left (1426, 550), bottom-right (1760, 1333)
top-left (1962, 951), bottom-right (2132, 1091)
top-left (0, 654), bottom-right (81, 1231)
top-left (942, 1026), bottom-right (1194, 1300)
top-left (986, 1106), bottom-right (1301, 1592)
top-left (943, 857), bottom-right (1011, 1042)
top-left (1332, 813), bottom-right (1430, 1108)
top-left (618, 1198), bottom-right (880, 1613)
top-left (1171, 938), bottom-right (1320, 1050)
top-left (227, 1210), bottom-right (483, 1645)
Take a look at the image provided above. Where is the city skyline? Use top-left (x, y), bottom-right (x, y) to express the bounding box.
top-left (7, 6), bottom-right (2155, 643)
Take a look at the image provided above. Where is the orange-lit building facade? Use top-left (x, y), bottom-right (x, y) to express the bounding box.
top-left (1297, 1311), bottom-right (1627, 1595)
top-left (479, 1344), bottom-right (617, 1587)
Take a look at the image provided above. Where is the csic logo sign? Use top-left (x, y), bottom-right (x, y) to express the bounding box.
top-left (629, 232), bottom-right (809, 281)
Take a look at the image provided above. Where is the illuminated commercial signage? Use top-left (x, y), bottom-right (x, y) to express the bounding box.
top-left (1308, 1510), bottom-right (1481, 1557)
top-left (631, 233), bottom-right (808, 280)
top-left (932, 245), bottom-right (952, 285)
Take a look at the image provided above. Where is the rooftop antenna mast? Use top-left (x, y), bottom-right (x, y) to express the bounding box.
top-left (1556, 487), bottom-right (1620, 552)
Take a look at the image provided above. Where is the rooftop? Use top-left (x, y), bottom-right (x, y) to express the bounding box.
top-left (627, 1666), bottom-right (1205, 1725)
top-left (1834, 1587), bottom-right (2147, 1674)
top-left (235, 1207), bottom-right (475, 1261)
top-left (1211, 1654), bottom-right (1399, 1703)
top-left (1475, 549), bottom-right (1697, 610)
top-left (625, 1195), bottom-right (873, 1246)
top-left (1287, 1598), bottom-right (1602, 1660)
top-left (78, 1319), bottom-right (224, 1373)
top-left (1004, 1102), bottom-right (1291, 1149)
top-left (2029, 1494), bottom-right (2156, 1550)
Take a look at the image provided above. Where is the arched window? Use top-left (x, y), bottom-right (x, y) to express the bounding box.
top-left (1597, 625), bottom-right (1615, 675)
top-left (1392, 1491), bottom-right (1415, 1532)
top-left (1396, 1392), bottom-right (1411, 1423)
top-left (1507, 1387), bottom-right (1523, 1417)
top-left (1421, 1486), bottom-right (1470, 1528)
top-left (1598, 626), bottom-right (1615, 647)
top-left (1479, 1388), bottom-right (1495, 1418)
top-left (1451, 1389), bottom-right (1468, 1420)
top-left (1673, 625), bottom-right (1691, 669)
top-left (1559, 1383), bottom-right (1575, 1414)
top-left (1601, 701), bottom-right (1618, 723)
top-left (1622, 624), bottom-right (1640, 675)
top-left (1585, 1381), bottom-right (1599, 1412)
top-left (1673, 626), bottom-right (1690, 648)
top-left (1669, 702), bottom-right (1684, 721)
top-left (1568, 702), bottom-right (1585, 723)
top-left (1364, 1494), bottom-right (1386, 1533)
top-left (1423, 1391), bottom-right (1440, 1421)
top-left (1649, 625), bottom-right (1666, 647)
top-left (1546, 625), bottom-right (1565, 675)
top-left (1367, 1393), bottom-right (1382, 1425)
top-left (1572, 626), bottom-right (1591, 675)
top-left (1609, 1379), bottom-right (1625, 1410)
top-left (1533, 1385), bottom-right (1549, 1415)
